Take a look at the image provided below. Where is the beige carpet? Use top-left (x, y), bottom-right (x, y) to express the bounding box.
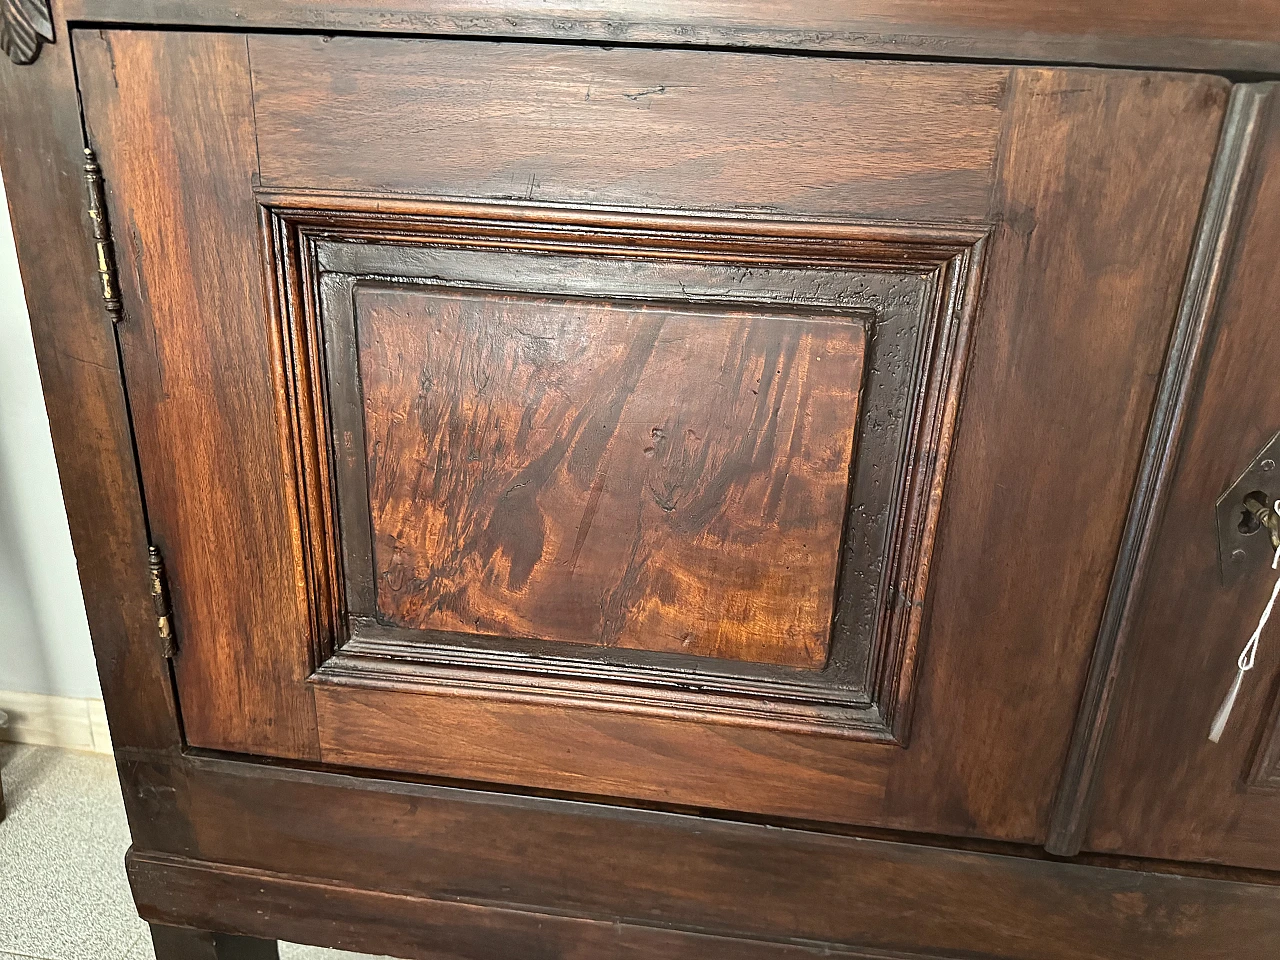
top-left (0, 743), bottom-right (384, 960)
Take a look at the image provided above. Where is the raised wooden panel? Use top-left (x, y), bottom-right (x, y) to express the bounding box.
top-left (270, 201), bottom-right (979, 738)
top-left (353, 285), bottom-right (866, 668)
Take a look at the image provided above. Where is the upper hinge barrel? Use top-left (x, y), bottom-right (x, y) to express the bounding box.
top-left (148, 546), bottom-right (177, 659)
top-left (83, 147), bottom-right (124, 323)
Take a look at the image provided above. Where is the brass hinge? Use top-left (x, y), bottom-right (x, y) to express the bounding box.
top-left (82, 147), bottom-right (123, 323)
top-left (148, 546), bottom-right (177, 659)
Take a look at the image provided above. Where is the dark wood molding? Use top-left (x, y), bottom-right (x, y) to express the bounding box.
top-left (0, 0), bottom-right (52, 64)
top-left (259, 196), bottom-right (986, 741)
top-left (61, 0), bottom-right (1280, 73)
top-left (120, 758), bottom-right (1280, 960)
top-left (1045, 84), bottom-right (1277, 856)
top-left (130, 852), bottom-right (933, 960)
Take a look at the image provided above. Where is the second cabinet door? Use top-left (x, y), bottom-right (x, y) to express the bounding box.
top-left (76, 29), bottom-right (1226, 843)
top-left (1086, 83), bottom-right (1280, 872)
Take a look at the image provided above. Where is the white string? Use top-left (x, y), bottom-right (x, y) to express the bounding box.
top-left (1210, 499), bottom-right (1280, 743)
top-left (1238, 507), bottom-right (1280, 674)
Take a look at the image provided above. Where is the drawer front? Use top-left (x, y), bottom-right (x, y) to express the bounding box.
top-left (76, 29), bottom-right (1225, 841)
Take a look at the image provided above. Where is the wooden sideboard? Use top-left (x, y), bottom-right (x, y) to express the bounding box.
top-left (4, 3), bottom-right (1280, 957)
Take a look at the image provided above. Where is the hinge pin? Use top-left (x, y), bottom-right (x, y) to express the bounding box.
top-left (83, 148), bottom-right (123, 323)
top-left (148, 546), bottom-right (177, 659)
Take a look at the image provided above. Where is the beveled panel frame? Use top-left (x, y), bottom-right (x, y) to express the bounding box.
top-left (260, 194), bottom-right (987, 741)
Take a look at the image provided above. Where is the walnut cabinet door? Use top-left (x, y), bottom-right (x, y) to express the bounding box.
top-left (75, 28), bottom-right (1227, 844)
top-left (1083, 85), bottom-right (1280, 872)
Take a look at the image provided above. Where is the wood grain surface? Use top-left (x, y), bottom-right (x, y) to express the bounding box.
top-left (1085, 86), bottom-right (1280, 872)
top-left (130, 843), bottom-right (1280, 960)
top-left (136, 854), bottom-right (901, 960)
top-left (61, 0), bottom-right (1280, 72)
top-left (875, 68), bottom-right (1227, 842)
top-left (1045, 85), bottom-right (1274, 856)
top-left (123, 754), bottom-right (1280, 960)
top-left (357, 284), bottom-right (865, 667)
top-left (249, 35), bottom-right (1007, 222)
top-left (75, 28), bottom-right (1228, 842)
top-left (0, 7), bottom-right (181, 755)
top-left (300, 217), bottom-right (957, 739)
top-left (5, 0), bottom-right (1279, 954)
top-left (75, 29), bottom-right (320, 758)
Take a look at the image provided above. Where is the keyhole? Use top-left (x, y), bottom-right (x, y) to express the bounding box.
top-left (1238, 490), bottom-right (1270, 536)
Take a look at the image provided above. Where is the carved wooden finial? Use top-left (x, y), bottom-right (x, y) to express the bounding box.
top-left (0, 0), bottom-right (54, 65)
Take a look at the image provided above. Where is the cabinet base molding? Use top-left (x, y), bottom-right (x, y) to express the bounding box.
top-left (121, 755), bottom-right (1280, 960)
top-left (126, 846), bottom-right (1280, 960)
top-left (129, 852), bottom-right (921, 960)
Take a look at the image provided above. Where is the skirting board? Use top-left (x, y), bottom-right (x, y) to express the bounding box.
top-left (0, 690), bottom-right (113, 755)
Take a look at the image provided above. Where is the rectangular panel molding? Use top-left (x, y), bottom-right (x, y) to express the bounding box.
top-left (261, 196), bottom-right (985, 741)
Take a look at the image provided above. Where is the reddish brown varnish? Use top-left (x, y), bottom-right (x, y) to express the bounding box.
top-left (359, 285), bottom-right (865, 667)
top-left (6, 5), bottom-right (1278, 956)
top-left (73, 28), bottom-right (1227, 839)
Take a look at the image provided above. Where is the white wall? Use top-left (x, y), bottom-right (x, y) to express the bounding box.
top-left (0, 172), bottom-right (99, 699)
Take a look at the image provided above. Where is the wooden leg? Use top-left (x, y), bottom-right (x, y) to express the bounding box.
top-left (149, 924), bottom-right (279, 960)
